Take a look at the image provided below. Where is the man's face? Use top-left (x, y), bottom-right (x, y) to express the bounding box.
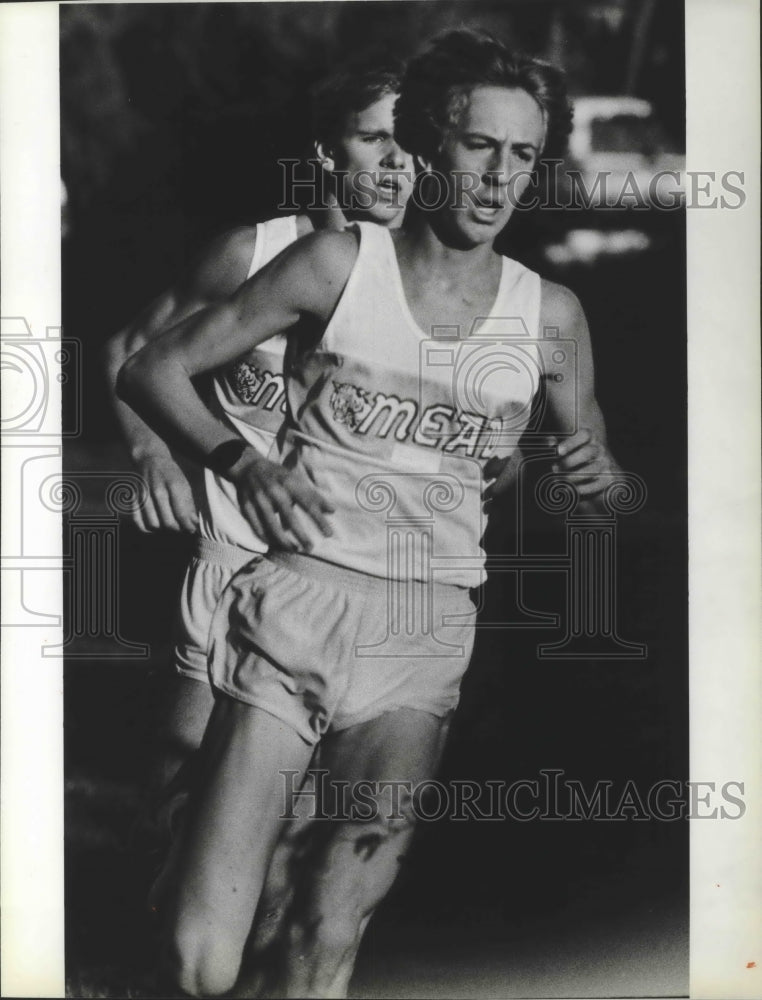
top-left (435, 85), bottom-right (545, 246)
top-left (331, 91), bottom-right (413, 226)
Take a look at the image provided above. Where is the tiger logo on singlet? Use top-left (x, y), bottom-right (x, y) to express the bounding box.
top-left (329, 381), bottom-right (373, 431)
top-left (230, 359), bottom-right (288, 414)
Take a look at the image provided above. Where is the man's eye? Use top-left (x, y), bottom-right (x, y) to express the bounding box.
top-left (362, 135), bottom-right (383, 144)
top-left (516, 150), bottom-right (535, 163)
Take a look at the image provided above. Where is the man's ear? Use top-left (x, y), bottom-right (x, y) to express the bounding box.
top-left (314, 141), bottom-right (335, 173)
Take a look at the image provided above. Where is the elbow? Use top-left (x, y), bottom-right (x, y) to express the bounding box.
top-left (102, 326), bottom-right (146, 382)
top-left (115, 351), bottom-right (145, 406)
top-left (101, 332), bottom-right (127, 381)
top-left (116, 342), bottom-right (183, 409)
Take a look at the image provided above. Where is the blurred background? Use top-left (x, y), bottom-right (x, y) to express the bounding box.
top-left (62, 2), bottom-right (687, 997)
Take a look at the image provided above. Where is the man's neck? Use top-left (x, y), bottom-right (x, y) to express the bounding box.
top-left (306, 192), bottom-right (405, 232)
top-left (306, 195), bottom-right (349, 233)
top-left (399, 206), bottom-right (497, 281)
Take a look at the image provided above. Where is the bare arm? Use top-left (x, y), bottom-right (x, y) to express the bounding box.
top-left (102, 227), bottom-right (258, 531)
top-left (539, 279), bottom-right (621, 510)
top-left (118, 229), bottom-right (359, 549)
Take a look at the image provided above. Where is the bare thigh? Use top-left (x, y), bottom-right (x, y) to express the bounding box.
top-left (165, 673), bottom-right (215, 754)
top-left (156, 672), bottom-right (215, 788)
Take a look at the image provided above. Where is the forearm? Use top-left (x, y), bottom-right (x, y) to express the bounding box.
top-left (103, 335), bottom-right (175, 461)
top-left (117, 347), bottom-right (240, 467)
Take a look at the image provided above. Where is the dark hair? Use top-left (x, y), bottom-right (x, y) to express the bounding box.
top-left (310, 51), bottom-right (405, 150)
top-left (395, 28), bottom-right (573, 164)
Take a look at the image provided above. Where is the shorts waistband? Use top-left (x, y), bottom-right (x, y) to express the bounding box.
top-left (268, 551), bottom-right (469, 600)
top-left (194, 536), bottom-right (262, 571)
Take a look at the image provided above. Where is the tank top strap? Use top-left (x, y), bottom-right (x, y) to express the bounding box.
top-left (247, 215), bottom-right (299, 278)
top-left (479, 254), bottom-right (542, 341)
top-left (350, 219), bottom-right (400, 272)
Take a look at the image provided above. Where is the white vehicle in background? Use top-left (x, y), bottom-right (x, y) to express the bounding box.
top-left (542, 96), bottom-right (684, 266)
top-left (567, 97), bottom-right (685, 209)
top-left (564, 95), bottom-right (685, 210)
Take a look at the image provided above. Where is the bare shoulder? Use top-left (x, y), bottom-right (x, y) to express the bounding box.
top-left (301, 227), bottom-right (360, 261)
top-left (285, 228), bottom-right (361, 320)
top-left (539, 277), bottom-right (586, 331)
top-left (283, 227), bottom-right (360, 287)
top-left (211, 224), bottom-right (261, 260)
top-left (231, 227), bottom-right (360, 324)
top-left (195, 221), bottom-right (358, 302)
top-left (183, 225), bottom-right (261, 301)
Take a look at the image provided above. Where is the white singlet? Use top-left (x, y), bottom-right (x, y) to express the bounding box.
top-left (279, 221), bottom-right (544, 588)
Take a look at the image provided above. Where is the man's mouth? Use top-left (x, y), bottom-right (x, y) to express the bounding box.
top-left (470, 191), bottom-right (507, 223)
top-left (471, 203), bottom-right (504, 223)
top-left (377, 176), bottom-right (402, 197)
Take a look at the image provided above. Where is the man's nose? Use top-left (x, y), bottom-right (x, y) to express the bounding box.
top-left (380, 140), bottom-right (408, 170)
top-left (483, 148), bottom-right (512, 185)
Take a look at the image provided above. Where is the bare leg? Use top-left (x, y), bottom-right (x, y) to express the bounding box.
top-left (156, 673), bottom-right (215, 792)
top-left (154, 695), bottom-right (314, 997)
top-left (138, 673), bottom-right (216, 848)
top-left (275, 708), bottom-right (451, 999)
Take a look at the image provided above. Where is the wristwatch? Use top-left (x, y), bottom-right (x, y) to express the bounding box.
top-left (205, 439), bottom-right (248, 476)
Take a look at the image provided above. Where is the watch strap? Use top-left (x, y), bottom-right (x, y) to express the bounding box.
top-left (206, 439), bottom-right (248, 475)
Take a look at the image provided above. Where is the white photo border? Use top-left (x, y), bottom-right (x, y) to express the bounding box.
top-left (0, 1), bottom-right (759, 996)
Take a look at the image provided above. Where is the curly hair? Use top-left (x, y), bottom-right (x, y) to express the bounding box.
top-left (395, 28), bottom-right (573, 165)
top-left (310, 51), bottom-right (405, 151)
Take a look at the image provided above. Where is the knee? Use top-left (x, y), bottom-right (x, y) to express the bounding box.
top-left (163, 922), bottom-right (242, 997)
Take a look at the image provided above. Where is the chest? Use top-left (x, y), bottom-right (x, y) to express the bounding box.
top-left (400, 262), bottom-right (503, 341)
